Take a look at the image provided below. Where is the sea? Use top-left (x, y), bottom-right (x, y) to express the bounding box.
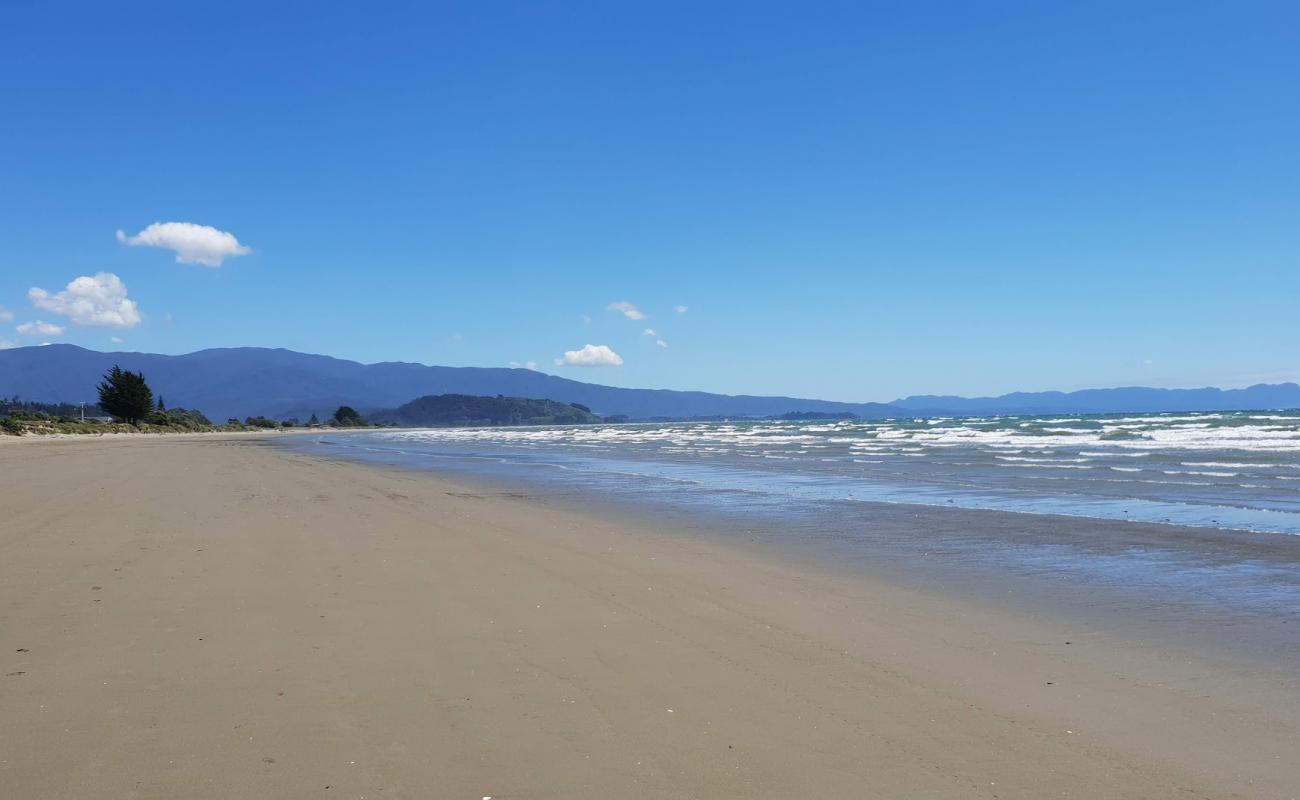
top-left (282, 411), bottom-right (1300, 659)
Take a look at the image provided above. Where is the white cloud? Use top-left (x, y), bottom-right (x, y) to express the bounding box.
top-left (0, 339), bottom-right (16, 350)
top-left (554, 344), bottom-right (623, 367)
top-left (111, 336), bottom-right (124, 344)
top-left (642, 328), bottom-right (656, 337)
top-left (656, 339), bottom-right (668, 348)
top-left (0, 306), bottom-right (12, 322)
top-left (607, 301), bottom-right (645, 320)
top-left (17, 320), bottom-right (65, 336)
top-left (509, 360), bottom-right (540, 370)
top-left (117, 221), bottom-right (251, 267)
top-left (582, 314), bottom-right (592, 325)
top-left (29, 272), bottom-right (141, 328)
top-left (674, 305), bottom-right (688, 314)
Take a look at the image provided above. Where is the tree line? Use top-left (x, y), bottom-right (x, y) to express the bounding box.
top-left (93, 366), bottom-right (370, 429)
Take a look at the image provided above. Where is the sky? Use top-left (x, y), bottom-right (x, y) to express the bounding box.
top-left (1, 1), bottom-right (1297, 402)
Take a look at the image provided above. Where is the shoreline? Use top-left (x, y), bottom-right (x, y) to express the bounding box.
top-left (284, 431), bottom-right (1300, 671)
top-left (2, 436), bottom-right (1298, 797)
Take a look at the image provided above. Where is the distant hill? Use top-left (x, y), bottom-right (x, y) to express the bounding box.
top-left (894, 384), bottom-right (1300, 416)
top-left (5, 345), bottom-right (1295, 422)
top-left (769, 411), bottom-right (859, 421)
top-left (372, 394), bottom-right (602, 427)
top-left (0, 345), bottom-right (902, 422)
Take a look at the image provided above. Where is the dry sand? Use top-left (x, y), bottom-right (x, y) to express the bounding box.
top-left (1, 435), bottom-right (1297, 798)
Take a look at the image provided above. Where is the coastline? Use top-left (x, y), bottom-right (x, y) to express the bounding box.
top-left (2, 435), bottom-right (1297, 798)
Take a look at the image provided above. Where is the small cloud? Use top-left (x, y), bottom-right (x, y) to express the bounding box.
top-left (29, 272), bottom-right (141, 328)
top-left (452, 333), bottom-right (465, 343)
top-left (509, 360), bottom-right (540, 370)
top-left (642, 328), bottom-right (656, 337)
top-left (1142, 359), bottom-right (1154, 366)
top-left (656, 339), bottom-right (668, 348)
top-left (554, 344), bottom-right (623, 367)
top-left (674, 305), bottom-right (688, 314)
top-left (17, 320), bottom-right (65, 336)
top-left (607, 301), bottom-right (645, 321)
top-left (582, 314), bottom-right (592, 325)
top-left (0, 306), bottom-right (12, 322)
top-left (117, 221), bottom-right (251, 267)
top-left (0, 339), bottom-right (16, 350)
top-left (111, 336), bottom-right (124, 344)
top-left (164, 311), bottom-right (174, 324)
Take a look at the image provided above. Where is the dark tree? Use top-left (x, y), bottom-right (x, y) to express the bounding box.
top-left (308, 413), bottom-right (320, 426)
top-left (332, 406), bottom-right (365, 426)
top-left (157, 396), bottom-right (167, 411)
top-left (97, 366), bottom-right (154, 424)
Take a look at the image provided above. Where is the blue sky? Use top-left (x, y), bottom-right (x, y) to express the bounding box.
top-left (1, 2), bottom-right (1297, 402)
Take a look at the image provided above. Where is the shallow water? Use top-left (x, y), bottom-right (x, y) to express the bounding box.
top-left (279, 415), bottom-right (1300, 657)
top-left (309, 412), bottom-right (1300, 534)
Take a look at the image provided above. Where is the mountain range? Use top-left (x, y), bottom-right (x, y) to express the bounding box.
top-left (2, 344), bottom-right (1297, 421)
top-left (0, 345), bottom-right (900, 421)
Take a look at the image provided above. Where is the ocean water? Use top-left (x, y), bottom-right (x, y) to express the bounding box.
top-left (304, 411), bottom-right (1300, 535)
top-left (282, 412), bottom-right (1300, 646)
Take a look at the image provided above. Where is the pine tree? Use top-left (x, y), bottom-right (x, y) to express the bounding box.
top-left (96, 366), bottom-right (154, 424)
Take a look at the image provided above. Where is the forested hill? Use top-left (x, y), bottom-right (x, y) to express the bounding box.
top-left (371, 394), bottom-right (602, 427)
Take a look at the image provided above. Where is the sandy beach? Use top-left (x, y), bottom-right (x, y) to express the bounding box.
top-left (2, 435), bottom-right (1297, 799)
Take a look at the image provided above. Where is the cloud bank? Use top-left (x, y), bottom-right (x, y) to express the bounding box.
top-left (29, 272), bottom-right (141, 328)
top-left (117, 221), bottom-right (252, 267)
top-left (554, 344), bottom-right (623, 367)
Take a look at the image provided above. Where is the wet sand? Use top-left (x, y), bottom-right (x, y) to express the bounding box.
top-left (1, 435), bottom-right (1297, 798)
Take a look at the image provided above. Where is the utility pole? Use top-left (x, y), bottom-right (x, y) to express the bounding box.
top-left (80, 402), bottom-right (85, 423)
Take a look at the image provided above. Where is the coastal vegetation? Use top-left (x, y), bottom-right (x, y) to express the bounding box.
top-left (6, 371), bottom-right (614, 436)
top-left (97, 366), bottom-right (154, 424)
top-left (331, 405), bottom-right (369, 427)
top-left (3, 367), bottom-right (255, 435)
top-left (371, 393), bottom-right (602, 427)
